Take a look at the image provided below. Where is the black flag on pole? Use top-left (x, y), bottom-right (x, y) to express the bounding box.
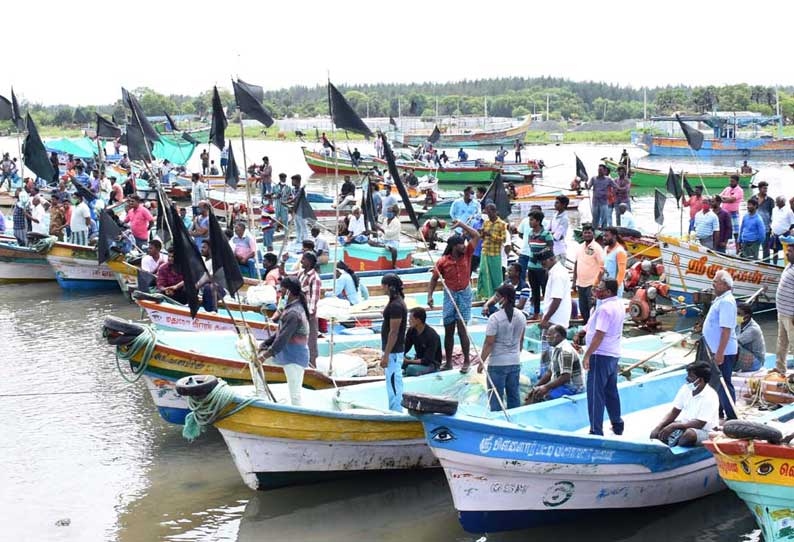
top-left (208, 209), bottom-right (243, 297)
top-left (389, 115), bottom-right (397, 127)
top-left (96, 113), bottom-right (122, 139)
top-left (126, 116), bottom-right (153, 162)
top-left (665, 167), bottom-right (682, 206)
top-left (70, 178), bottom-right (97, 202)
top-left (408, 100), bottom-right (418, 116)
top-left (122, 87), bottom-right (161, 142)
top-left (163, 111), bottom-right (180, 132)
top-left (182, 131), bottom-right (200, 145)
top-left (0, 95), bottom-right (14, 121)
top-left (361, 182), bottom-right (379, 233)
top-left (575, 154), bottom-right (589, 183)
top-left (381, 133), bottom-right (419, 228)
top-left (682, 175), bottom-right (694, 197)
top-left (22, 114), bottom-right (55, 181)
top-left (168, 203), bottom-right (207, 317)
top-left (294, 186), bottom-right (317, 222)
top-left (209, 86), bottom-right (227, 151)
top-left (654, 189), bottom-right (666, 226)
top-left (675, 114), bottom-right (704, 151)
top-left (327, 82), bottom-right (373, 138)
top-left (483, 174), bottom-right (511, 219)
top-left (97, 210), bottom-right (123, 265)
top-left (225, 140), bottom-right (239, 189)
top-left (233, 79), bottom-right (274, 127)
top-left (156, 189), bottom-right (172, 246)
top-left (11, 88), bottom-right (23, 130)
top-left (428, 125), bottom-right (441, 144)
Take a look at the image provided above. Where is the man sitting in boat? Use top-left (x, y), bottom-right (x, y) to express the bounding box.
top-left (229, 222), bottom-right (258, 274)
top-left (404, 169), bottom-right (419, 188)
top-left (649, 362), bottom-right (719, 447)
top-left (369, 204), bottom-right (401, 269)
top-left (310, 226), bottom-right (330, 265)
top-left (403, 307), bottom-right (442, 376)
top-left (334, 175), bottom-right (356, 210)
top-left (341, 207), bottom-right (369, 245)
top-left (526, 324), bottom-right (584, 403)
top-left (617, 203), bottom-right (636, 230)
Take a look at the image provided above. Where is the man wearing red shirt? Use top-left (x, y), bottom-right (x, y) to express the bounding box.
top-left (427, 220), bottom-right (480, 372)
top-left (124, 195), bottom-right (154, 248)
top-left (681, 185), bottom-right (704, 232)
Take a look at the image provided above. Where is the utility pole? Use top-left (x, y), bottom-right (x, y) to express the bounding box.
top-left (545, 94), bottom-right (550, 121)
top-left (643, 88), bottom-right (648, 121)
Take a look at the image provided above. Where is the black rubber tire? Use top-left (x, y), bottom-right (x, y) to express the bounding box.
top-left (616, 227), bottom-right (642, 239)
top-left (176, 375), bottom-right (219, 397)
top-left (723, 420), bottom-right (783, 444)
top-left (131, 291), bottom-right (165, 303)
top-left (106, 334), bottom-right (136, 346)
top-left (103, 316), bottom-right (145, 337)
top-left (401, 392), bottom-right (458, 416)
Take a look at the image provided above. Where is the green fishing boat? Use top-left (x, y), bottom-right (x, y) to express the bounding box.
top-left (602, 158), bottom-right (754, 189)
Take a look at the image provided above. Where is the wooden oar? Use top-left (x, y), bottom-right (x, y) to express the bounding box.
top-left (619, 335), bottom-right (692, 378)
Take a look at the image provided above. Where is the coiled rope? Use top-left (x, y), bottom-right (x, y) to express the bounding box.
top-left (182, 379), bottom-right (255, 441)
top-left (114, 325), bottom-right (157, 384)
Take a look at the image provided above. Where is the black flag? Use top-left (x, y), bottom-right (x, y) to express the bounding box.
top-left (362, 182), bottom-right (379, 232)
top-left (428, 125), bottom-right (441, 144)
top-left (122, 87), bottom-right (161, 142)
top-left (22, 114), bottom-right (56, 181)
top-left (70, 178), bottom-right (97, 202)
top-left (389, 115), bottom-right (397, 127)
top-left (0, 95), bottom-right (14, 121)
top-left (168, 203), bottom-right (206, 317)
top-left (408, 100), bottom-right (419, 116)
top-left (483, 174), bottom-right (511, 219)
top-left (96, 113), bottom-right (122, 139)
top-left (126, 116), bottom-right (153, 162)
top-left (575, 155), bottom-right (588, 183)
top-left (225, 140), bottom-right (239, 189)
top-left (682, 175), bottom-right (694, 198)
top-left (294, 186), bottom-right (317, 222)
top-left (654, 189), bottom-right (666, 226)
top-left (182, 131), bottom-right (200, 145)
top-left (209, 86), bottom-right (227, 151)
top-left (97, 210), bottom-right (123, 265)
top-left (665, 167), bottom-right (682, 206)
top-left (675, 114), bottom-right (704, 151)
top-left (233, 79), bottom-right (274, 127)
top-left (381, 133), bottom-right (419, 228)
top-left (11, 88), bottom-right (23, 130)
top-left (156, 189), bottom-right (172, 246)
top-left (163, 111), bottom-right (180, 132)
top-left (208, 209), bottom-right (243, 297)
top-left (327, 82), bottom-right (373, 138)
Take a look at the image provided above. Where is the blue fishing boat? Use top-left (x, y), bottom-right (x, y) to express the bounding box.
top-left (409, 365), bottom-right (788, 533)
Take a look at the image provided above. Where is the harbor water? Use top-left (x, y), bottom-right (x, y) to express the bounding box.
top-left (1, 139), bottom-right (788, 541)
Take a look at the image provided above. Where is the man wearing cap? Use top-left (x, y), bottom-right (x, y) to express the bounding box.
top-left (428, 220), bottom-right (481, 372)
top-left (273, 173), bottom-right (292, 232)
top-left (449, 187), bottom-right (479, 232)
top-left (124, 195), bottom-right (155, 249)
top-left (476, 202), bottom-right (507, 300)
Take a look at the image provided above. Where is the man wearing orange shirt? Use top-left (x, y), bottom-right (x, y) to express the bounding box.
top-left (572, 224), bottom-right (605, 324)
top-left (682, 184), bottom-right (704, 232)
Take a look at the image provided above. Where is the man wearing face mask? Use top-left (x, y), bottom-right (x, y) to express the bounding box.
top-left (650, 362), bottom-right (719, 447)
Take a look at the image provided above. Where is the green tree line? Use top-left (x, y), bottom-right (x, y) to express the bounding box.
top-left (12, 78), bottom-right (794, 130)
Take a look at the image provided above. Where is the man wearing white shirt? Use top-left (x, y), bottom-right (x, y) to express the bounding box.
top-left (538, 249), bottom-right (572, 330)
top-left (69, 193), bottom-right (92, 246)
top-left (344, 207), bottom-right (368, 244)
top-left (30, 196), bottom-right (48, 236)
top-left (770, 196), bottom-right (794, 265)
top-left (550, 195), bottom-right (569, 263)
top-left (650, 362), bottom-right (719, 447)
top-left (618, 203), bottom-right (637, 230)
top-left (190, 173), bottom-right (208, 216)
top-left (141, 239), bottom-right (168, 274)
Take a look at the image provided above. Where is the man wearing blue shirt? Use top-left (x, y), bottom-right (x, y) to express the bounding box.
top-left (693, 198), bottom-right (720, 249)
top-left (702, 269), bottom-right (738, 419)
top-left (449, 187), bottom-right (479, 232)
top-left (457, 148), bottom-right (468, 161)
top-left (737, 197), bottom-right (766, 260)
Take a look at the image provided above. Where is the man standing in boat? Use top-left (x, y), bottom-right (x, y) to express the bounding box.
top-left (449, 186), bottom-right (479, 233)
top-left (200, 148), bottom-right (209, 175)
top-left (427, 221), bottom-right (481, 373)
top-left (719, 175), bottom-right (744, 241)
top-left (613, 166), bottom-right (631, 226)
top-left (702, 270), bottom-right (738, 420)
top-left (572, 224), bottom-right (604, 325)
top-left (476, 203), bottom-right (507, 301)
top-left (737, 197), bottom-right (765, 260)
top-left (381, 274), bottom-right (407, 411)
top-left (770, 196), bottom-right (794, 265)
top-left (711, 197), bottom-right (733, 253)
top-left (273, 173), bottom-right (292, 233)
top-left (514, 138), bottom-right (523, 163)
top-left (775, 243), bottom-right (794, 374)
top-left (693, 198), bottom-right (720, 250)
top-left (576, 277), bottom-right (624, 436)
top-left (587, 164), bottom-right (616, 229)
top-left (682, 185), bottom-right (704, 233)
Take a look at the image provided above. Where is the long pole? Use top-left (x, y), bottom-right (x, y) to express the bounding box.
top-left (237, 108), bottom-right (261, 278)
top-left (328, 75), bottom-right (339, 377)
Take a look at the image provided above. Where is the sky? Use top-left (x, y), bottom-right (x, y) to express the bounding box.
top-left (9, 0), bottom-right (794, 105)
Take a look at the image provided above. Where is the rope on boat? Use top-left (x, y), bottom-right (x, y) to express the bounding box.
top-left (709, 437), bottom-right (755, 464)
top-left (114, 325), bottom-right (157, 384)
top-left (30, 236), bottom-right (56, 254)
top-left (182, 379), bottom-right (255, 441)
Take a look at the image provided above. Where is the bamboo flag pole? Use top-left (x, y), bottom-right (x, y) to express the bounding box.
top-left (328, 74), bottom-right (340, 378)
top-left (237, 106), bottom-right (262, 279)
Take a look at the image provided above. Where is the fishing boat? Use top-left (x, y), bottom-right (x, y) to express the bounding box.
top-left (392, 116), bottom-right (531, 148)
top-left (658, 235), bottom-right (781, 304)
top-left (373, 158), bottom-right (500, 184)
top-left (408, 366), bottom-right (788, 533)
top-left (635, 114), bottom-right (794, 157)
top-left (422, 188), bottom-right (583, 220)
top-left (0, 240), bottom-right (56, 283)
top-left (704, 408), bottom-right (794, 542)
top-left (343, 243), bottom-right (413, 271)
top-left (602, 158), bottom-right (754, 189)
top-left (45, 242), bottom-right (117, 290)
top-left (301, 147), bottom-right (380, 176)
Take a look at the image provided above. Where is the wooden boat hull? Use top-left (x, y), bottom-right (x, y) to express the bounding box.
top-left (372, 158), bottom-right (499, 184)
top-left (640, 134), bottom-right (794, 157)
top-left (343, 243), bottom-right (413, 271)
top-left (0, 242), bottom-right (55, 283)
top-left (301, 147), bottom-right (378, 176)
top-left (395, 116), bottom-right (531, 148)
top-left (658, 235), bottom-right (781, 304)
top-left (45, 243), bottom-right (117, 290)
top-left (704, 431), bottom-right (794, 542)
top-left (603, 158), bottom-right (753, 189)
